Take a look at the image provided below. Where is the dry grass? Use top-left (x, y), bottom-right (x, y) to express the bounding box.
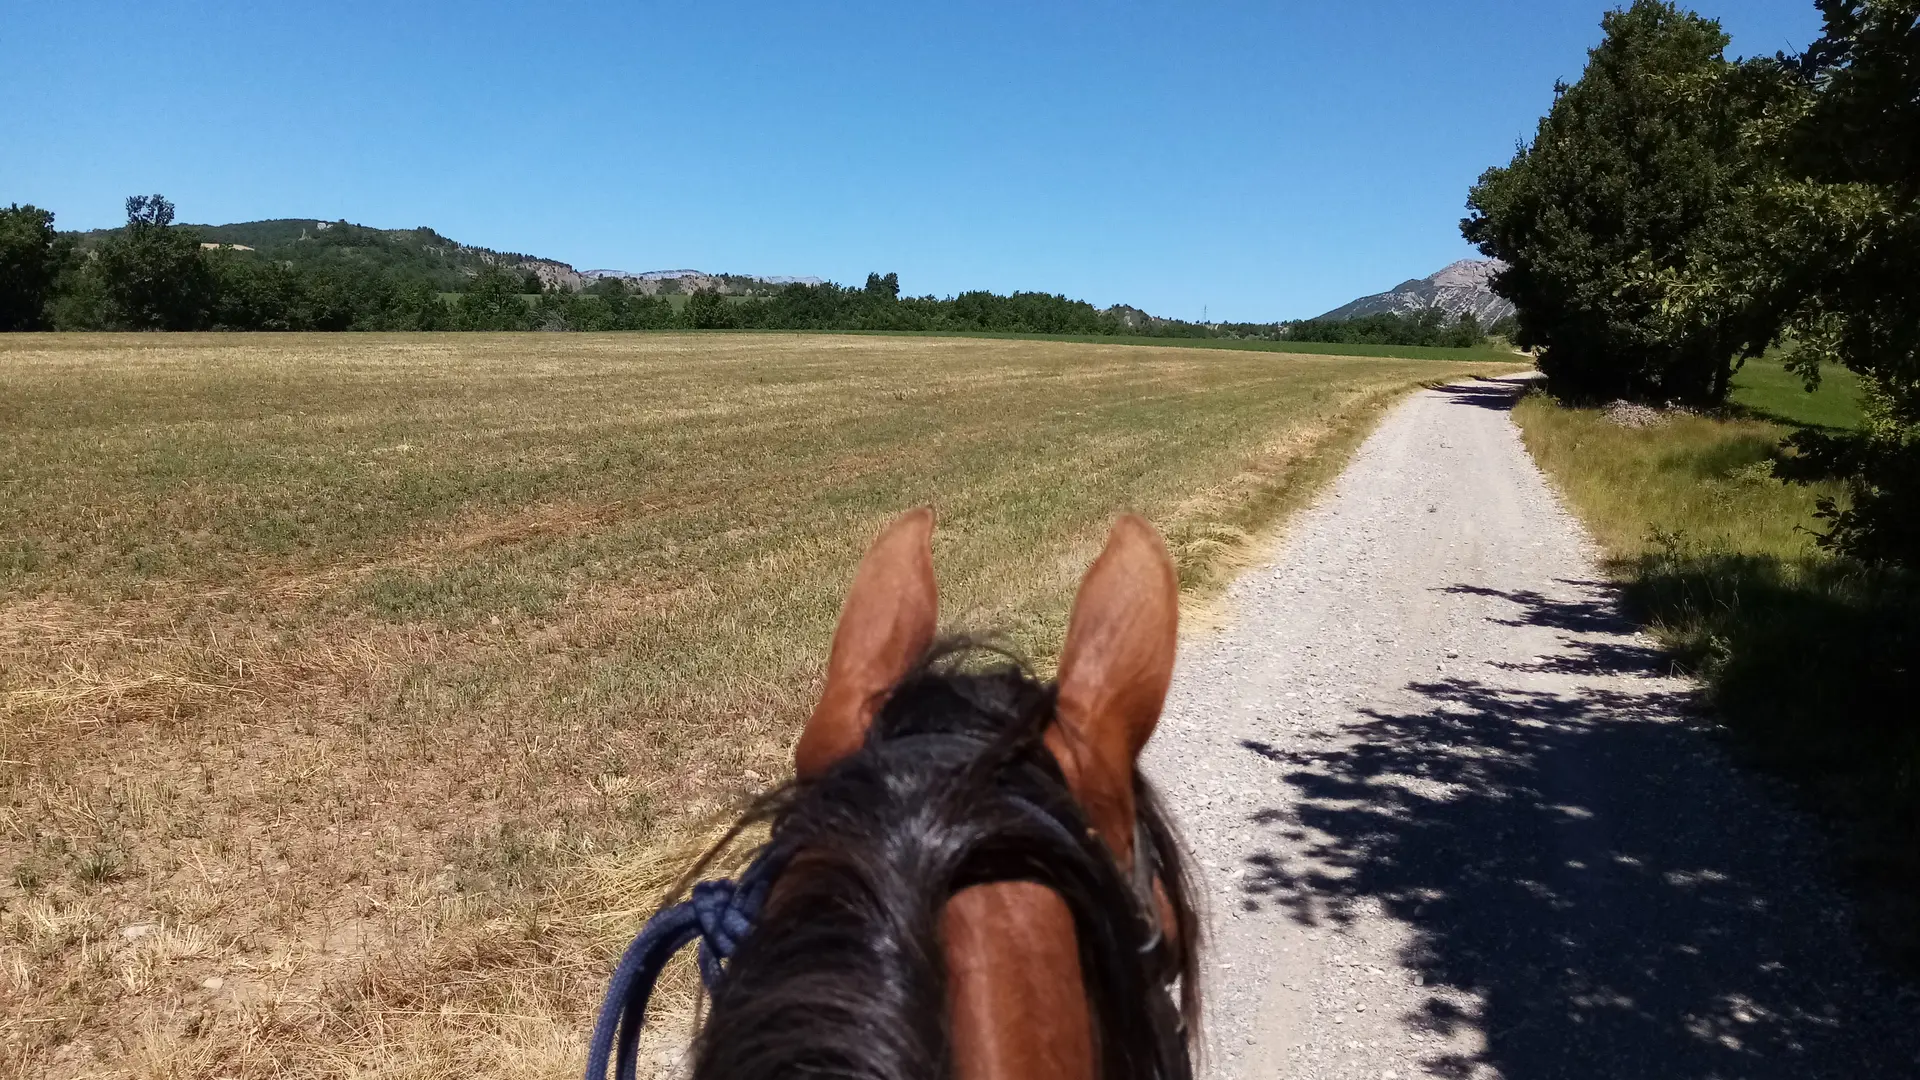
top-left (1510, 397), bottom-right (1835, 563)
top-left (0, 332), bottom-right (1506, 1077)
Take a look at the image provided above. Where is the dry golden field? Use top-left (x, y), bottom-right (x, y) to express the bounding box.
top-left (0, 332), bottom-right (1507, 1078)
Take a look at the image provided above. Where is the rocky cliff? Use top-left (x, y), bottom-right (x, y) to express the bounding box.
top-left (1315, 259), bottom-right (1516, 324)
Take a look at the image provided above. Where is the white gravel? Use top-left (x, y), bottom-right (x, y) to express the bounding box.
top-left (1146, 376), bottom-right (1920, 1079)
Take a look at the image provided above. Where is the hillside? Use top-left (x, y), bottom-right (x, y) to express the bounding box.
top-left (62, 218), bottom-right (810, 296)
top-left (1316, 258), bottom-right (1516, 324)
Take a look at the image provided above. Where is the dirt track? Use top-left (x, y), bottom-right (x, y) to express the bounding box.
top-left (1146, 375), bottom-right (1920, 1079)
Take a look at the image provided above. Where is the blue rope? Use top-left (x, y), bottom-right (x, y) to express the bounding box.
top-left (584, 849), bottom-right (784, 1080)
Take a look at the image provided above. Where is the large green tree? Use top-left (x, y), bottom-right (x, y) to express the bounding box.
top-left (1462, 1), bottom-right (1768, 404)
top-left (0, 203), bottom-right (63, 330)
top-left (91, 195), bottom-right (218, 330)
top-left (1740, 0), bottom-right (1920, 564)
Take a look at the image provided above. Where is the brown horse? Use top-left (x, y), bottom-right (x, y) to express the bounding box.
top-left (590, 509), bottom-right (1199, 1080)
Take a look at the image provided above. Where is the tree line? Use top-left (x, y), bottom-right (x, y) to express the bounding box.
top-left (0, 202), bottom-right (1181, 335)
top-left (0, 198), bottom-right (1505, 345)
top-left (1285, 309), bottom-right (1513, 349)
top-left (1462, 0), bottom-right (1918, 567)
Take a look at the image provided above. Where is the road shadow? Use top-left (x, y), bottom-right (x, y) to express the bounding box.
top-left (1234, 583), bottom-right (1920, 1079)
top-left (1431, 379), bottom-right (1528, 413)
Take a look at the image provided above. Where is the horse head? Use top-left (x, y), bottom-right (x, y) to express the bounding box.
top-left (595, 508), bottom-right (1198, 1080)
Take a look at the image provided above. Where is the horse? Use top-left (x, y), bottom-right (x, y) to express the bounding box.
top-left (589, 508), bottom-right (1201, 1080)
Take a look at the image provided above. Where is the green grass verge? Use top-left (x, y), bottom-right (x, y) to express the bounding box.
top-left (1513, 372), bottom-right (1917, 972)
top-left (829, 330), bottom-right (1528, 363)
top-left (1731, 354), bottom-right (1865, 431)
top-left (396, 315), bottom-right (1531, 362)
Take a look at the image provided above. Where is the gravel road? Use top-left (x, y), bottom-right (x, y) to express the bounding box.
top-left (1146, 376), bottom-right (1920, 1080)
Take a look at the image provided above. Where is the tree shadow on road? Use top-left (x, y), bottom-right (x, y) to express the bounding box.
top-left (1233, 584), bottom-right (1920, 1079)
top-left (1431, 379), bottom-right (1530, 413)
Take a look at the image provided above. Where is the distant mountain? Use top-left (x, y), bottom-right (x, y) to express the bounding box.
top-left (63, 218), bottom-right (816, 296)
top-left (1315, 259), bottom-right (1515, 324)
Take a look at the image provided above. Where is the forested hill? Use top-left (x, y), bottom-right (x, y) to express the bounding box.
top-left (59, 218), bottom-right (796, 297)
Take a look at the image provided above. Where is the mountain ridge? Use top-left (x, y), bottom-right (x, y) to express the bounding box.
top-left (1315, 258), bottom-right (1515, 324)
top-left (62, 217), bottom-right (816, 296)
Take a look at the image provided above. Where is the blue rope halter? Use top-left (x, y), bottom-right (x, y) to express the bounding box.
top-left (583, 848), bottom-right (787, 1080)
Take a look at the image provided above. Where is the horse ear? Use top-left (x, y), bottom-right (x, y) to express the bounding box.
top-left (795, 508), bottom-right (939, 779)
top-left (1046, 515), bottom-right (1178, 870)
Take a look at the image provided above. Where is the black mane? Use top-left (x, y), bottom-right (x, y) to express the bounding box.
top-left (686, 641), bottom-right (1199, 1080)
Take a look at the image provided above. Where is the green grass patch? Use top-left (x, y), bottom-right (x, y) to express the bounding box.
top-left (831, 330), bottom-right (1529, 363)
top-left (1513, 391), bottom-right (1918, 971)
top-left (392, 319), bottom-right (1530, 362)
top-left (1729, 354), bottom-right (1865, 431)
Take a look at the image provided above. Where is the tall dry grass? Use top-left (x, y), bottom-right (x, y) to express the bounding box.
top-left (1, 332), bottom-right (1506, 1077)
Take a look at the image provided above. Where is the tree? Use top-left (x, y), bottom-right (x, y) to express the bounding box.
top-left (864, 272), bottom-right (900, 301)
top-left (210, 255), bottom-right (308, 330)
top-left (456, 263), bottom-right (537, 330)
top-left (92, 194), bottom-right (218, 330)
top-left (387, 278), bottom-right (453, 331)
top-left (1284, 310), bottom-right (1485, 348)
top-left (0, 203), bottom-right (62, 330)
top-left (684, 288), bottom-right (734, 329)
top-left (1732, 0), bottom-right (1920, 565)
top-left (1444, 311), bottom-right (1485, 348)
top-left (1462, 1), bottom-right (1769, 404)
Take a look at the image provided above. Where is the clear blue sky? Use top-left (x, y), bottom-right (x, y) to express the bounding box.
top-left (2, 1), bottom-right (1823, 321)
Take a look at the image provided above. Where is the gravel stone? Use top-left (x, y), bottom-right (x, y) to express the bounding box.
top-left (1146, 376), bottom-right (1920, 1079)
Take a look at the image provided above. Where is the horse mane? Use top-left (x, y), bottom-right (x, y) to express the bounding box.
top-left (682, 639), bottom-right (1200, 1080)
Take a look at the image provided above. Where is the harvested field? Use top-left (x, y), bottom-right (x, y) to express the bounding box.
top-left (0, 332), bottom-right (1506, 1078)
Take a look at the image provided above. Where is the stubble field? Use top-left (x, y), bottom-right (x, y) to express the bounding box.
top-left (0, 332), bottom-right (1506, 1077)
